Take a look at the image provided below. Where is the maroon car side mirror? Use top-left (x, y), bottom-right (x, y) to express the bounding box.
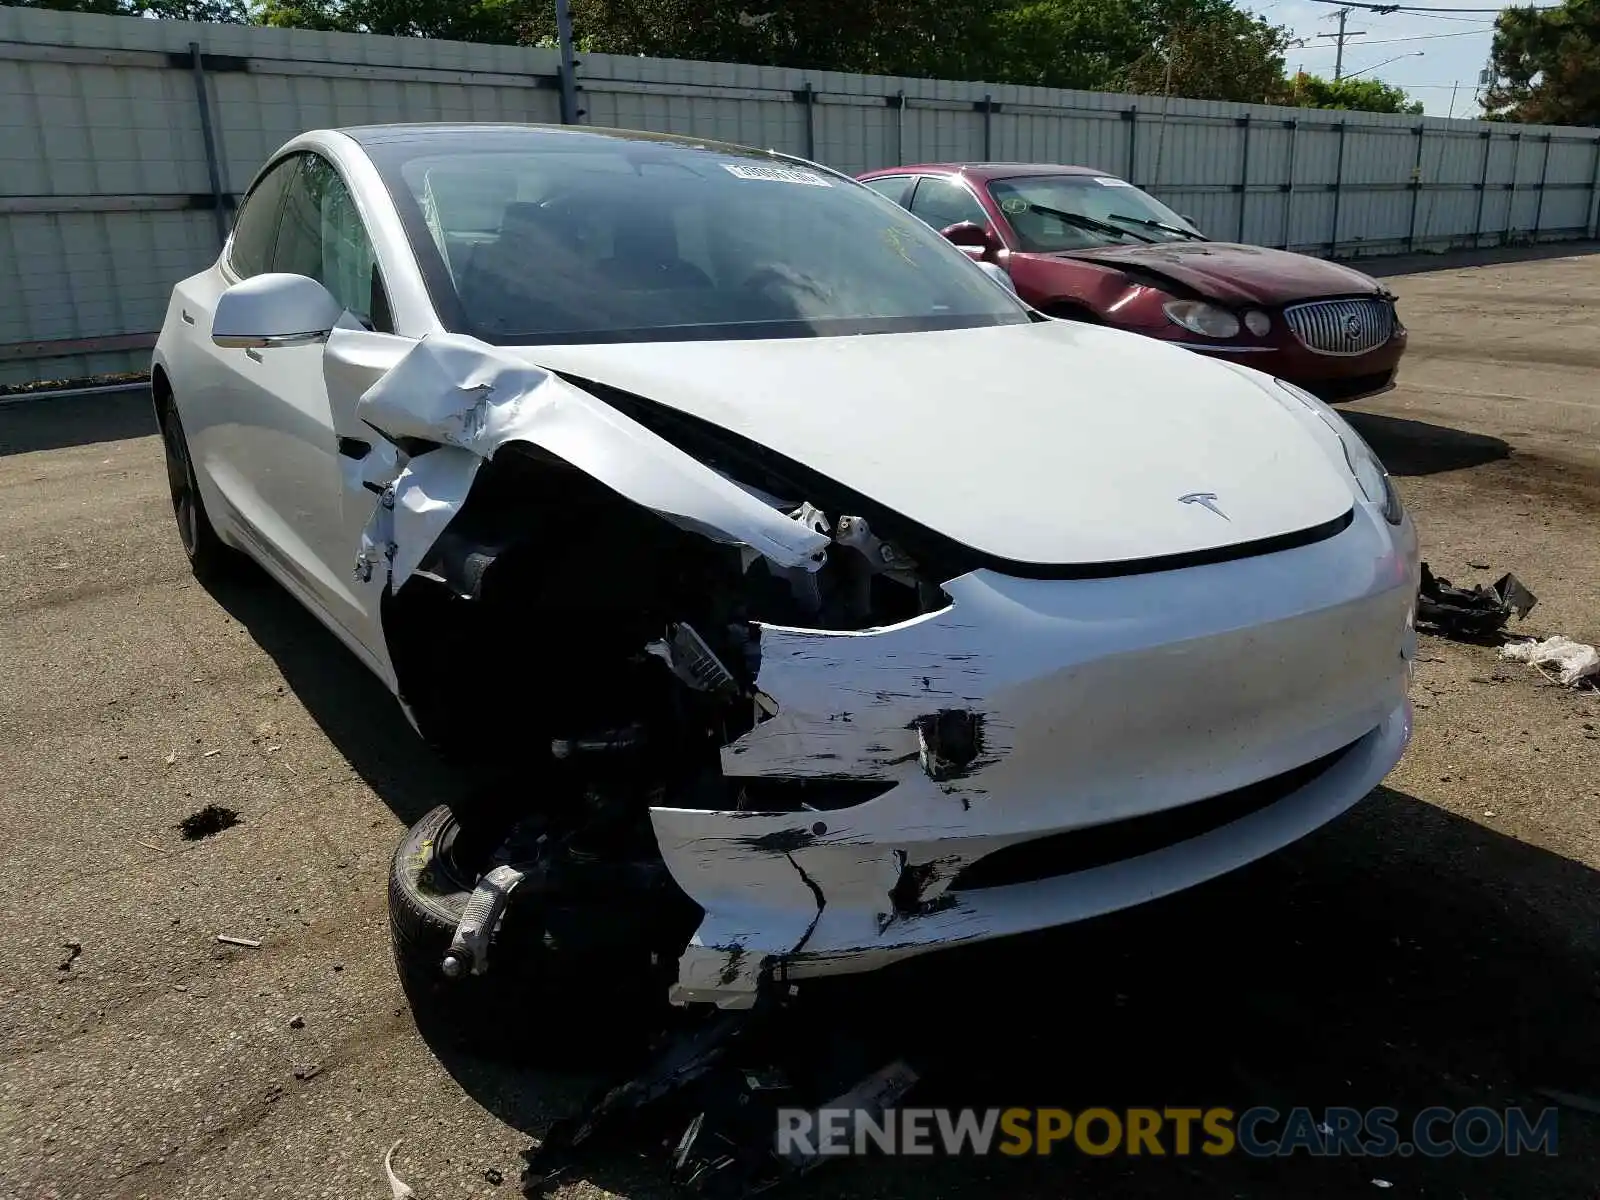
top-left (939, 221), bottom-right (997, 260)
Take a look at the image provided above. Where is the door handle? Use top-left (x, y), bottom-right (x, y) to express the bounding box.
top-left (181, 308), bottom-right (196, 325)
top-left (338, 437), bottom-right (372, 460)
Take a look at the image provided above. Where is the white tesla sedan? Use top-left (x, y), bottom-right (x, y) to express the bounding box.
top-left (153, 124), bottom-right (1418, 1015)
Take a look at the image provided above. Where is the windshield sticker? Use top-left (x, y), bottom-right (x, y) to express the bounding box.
top-left (1000, 197), bottom-right (1028, 214)
top-left (1093, 176), bottom-right (1134, 186)
top-left (721, 163), bottom-right (832, 187)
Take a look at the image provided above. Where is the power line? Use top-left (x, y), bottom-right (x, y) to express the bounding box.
top-left (1313, 26), bottom-right (1495, 44)
top-left (1304, 0), bottom-right (1556, 10)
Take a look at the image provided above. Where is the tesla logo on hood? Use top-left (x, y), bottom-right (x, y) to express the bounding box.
top-left (1179, 492), bottom-right (1229, 521)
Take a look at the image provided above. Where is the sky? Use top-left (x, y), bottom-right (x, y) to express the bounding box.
top-left (1253, 0), bottom-right (1507, 116)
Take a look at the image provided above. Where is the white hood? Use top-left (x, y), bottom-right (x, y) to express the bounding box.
top-left (512, 321), bottom-right (1355, 567)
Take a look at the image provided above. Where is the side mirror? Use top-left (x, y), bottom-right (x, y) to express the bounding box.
top-left (213, 273), bottom-right (344, 350)
top-left (1179, 214), bottom-right (1198, 228)
top-left (940, 221), bottom-right (998, 261)
top-left (976, 261), bottom-right (1017, 296)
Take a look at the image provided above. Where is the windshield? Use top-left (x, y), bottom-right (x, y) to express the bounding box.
top-left (987, 175), bottom-right (1204, 252)
top-left (364, 130), bottom-right (1028, 344)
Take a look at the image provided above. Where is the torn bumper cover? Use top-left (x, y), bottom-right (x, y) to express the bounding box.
top-left (656, 507), bottom-right (1417, 1007)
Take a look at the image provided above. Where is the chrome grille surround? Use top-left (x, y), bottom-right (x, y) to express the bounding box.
top-left (1283, 298), bottom-right (1397, 356)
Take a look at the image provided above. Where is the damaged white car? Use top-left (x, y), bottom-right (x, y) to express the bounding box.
top-left (152, 124), bottom-right (1419, 1023)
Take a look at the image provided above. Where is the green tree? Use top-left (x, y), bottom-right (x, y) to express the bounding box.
top-left (988, 0), bottom-right (1290, 98)
top-left (1279, 71), bottom-right (1424, 114)
top-left (1483, 0), bottom-right (1600, 125)
top-left (512, 0), bottom-right (1001, 79)
top-left (12, 0), bottom-right (248, 17)
top-left (254, 0), bottom-right (530, 40)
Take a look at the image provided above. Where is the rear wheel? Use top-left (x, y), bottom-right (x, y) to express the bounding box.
top-left (158, 402), bottom-right (237, 579)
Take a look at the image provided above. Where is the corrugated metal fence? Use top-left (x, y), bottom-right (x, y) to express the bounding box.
top-left (3, 4), bottom-right (1599, 386)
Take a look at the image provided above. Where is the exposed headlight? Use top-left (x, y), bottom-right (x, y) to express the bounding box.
top-left (1243, 309), bottom-right (1272, 337)
top-left (1274, 379), bottom-right (1404, 525)
top-left (1163, 300), bottom-right (1240, 338)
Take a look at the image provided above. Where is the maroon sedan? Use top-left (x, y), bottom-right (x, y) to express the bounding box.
top-left (857, 163), bottom-right (1406, 402)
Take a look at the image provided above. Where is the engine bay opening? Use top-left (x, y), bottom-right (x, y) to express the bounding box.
top-left (382, 441), bottom-right (945, 816)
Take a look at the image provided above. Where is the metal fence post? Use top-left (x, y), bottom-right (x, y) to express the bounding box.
top-left (1405, 124), bottom-right (1425, 252)
top-left (1532, 132), bottom-right (1552, 239)
top-left (1473, 130), bottom-right (1492, 246)
top-left (1329, 121), bottom-right (1347, 256)
top-left (794, 83), bottom-right (815, 160)
top-left (1122, 107), bottom-right (1137, 186)
top-left (1280, 118), bottom-right (1297, 250)
top-left (1235, 114), bottom-right (1251, 242)
top-left (1588, 137), bottom-right (1600, 238)
top-left (1505, 130), bottom-right (1523, 243)
top-left (890, 90), bottom-right (905, 166)
top-left (977, 93), bottom-right (996, 160)
top-left (187, 42), bottom-right (228, 248)
top-left (555, 0), bottom-right (579, 124)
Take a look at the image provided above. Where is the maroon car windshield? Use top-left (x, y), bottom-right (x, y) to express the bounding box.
top-left (988, 175), bottom-right (1205, 253)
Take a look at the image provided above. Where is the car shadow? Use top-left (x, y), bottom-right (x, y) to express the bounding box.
top-left (200, 562), bottom-right (469, 827)
top-left (1342, 410), bottom-right (1511, 477)
top-left (1361, 239), bottom-right (1600, 278)
top-left (0, 387), bottom-right (155, 457)
top-left (431, 786), bottom-right (1600, 1198)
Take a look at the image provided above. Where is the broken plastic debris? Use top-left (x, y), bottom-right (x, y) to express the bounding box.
top-left (1372, 1181), bottom-right (1393, 1190)
top-left (1500, 635), bottom-right (1600, 688)
top-left (1416, 562), bottom-right (1536, 639)
top-left (216, 934), bottom-right (262, 949)
top-left (384, 1139), bottom-right (416, 1200)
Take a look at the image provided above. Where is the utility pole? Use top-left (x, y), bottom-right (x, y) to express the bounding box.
top-left (1448, 79), bottom-right (1459, 118)
top-left (555, 0), bottom-right (579, 125)
top-left (1315, 8), bottom-right (1368, 81)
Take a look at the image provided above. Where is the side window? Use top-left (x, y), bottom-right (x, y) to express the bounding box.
top-left (270, 153), bottom-right (392, 331)
top-left (860, 175), bottom-right (913, 207)
top-left (226, 155), bottom-right (298, 279)
top-left (908, 177), bottom-right (988, 231)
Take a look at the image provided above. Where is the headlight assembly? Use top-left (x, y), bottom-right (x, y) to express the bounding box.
top-left (1163, 299), bottom-right (1240, 339)
top-left (1274, 379), bottom-right (1403, 525)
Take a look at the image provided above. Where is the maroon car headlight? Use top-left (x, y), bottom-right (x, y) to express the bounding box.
top-left (1243, 309), bottom-right (1272, 337)
top-left (1163, 299), bottom-right (1240, 338)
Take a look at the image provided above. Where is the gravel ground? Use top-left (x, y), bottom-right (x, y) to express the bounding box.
top-left (2, 245), bottom-right (1598, 1200)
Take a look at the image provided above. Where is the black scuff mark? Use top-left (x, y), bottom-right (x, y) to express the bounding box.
top-left (178, 804), bottom-right (241, 841)
top-left (739, 827), bottom-right (815, 853)
top-left (784, 852), bottom-right (827, 956)
top-left (717, 946), bottom-right (747, 987)
top-left (912, 710), bottom-right (985, 781)
top-left (889, 854), bottom-right (966, 916)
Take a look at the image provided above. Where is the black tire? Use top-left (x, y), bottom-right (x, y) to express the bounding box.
top-left (388, 804), bottom-right (673, 1065)
top-left (158, 401), bottom-right (238, 580)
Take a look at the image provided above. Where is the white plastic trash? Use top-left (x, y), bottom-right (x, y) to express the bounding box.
top-left (1500, 635), bottom-right (1600, 687)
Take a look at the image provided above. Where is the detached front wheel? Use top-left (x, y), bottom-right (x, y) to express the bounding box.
top-left (388, 804), bottom-right (677, 1065)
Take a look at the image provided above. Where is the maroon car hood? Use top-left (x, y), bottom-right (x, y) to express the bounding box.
top-left (1048, 241), bottom-right (1386, 306)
